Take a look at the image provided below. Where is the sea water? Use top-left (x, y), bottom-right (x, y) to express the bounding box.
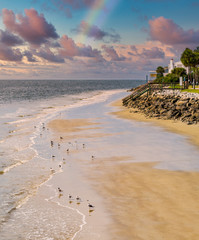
top-left (1, 79), bottom-right (199, 240)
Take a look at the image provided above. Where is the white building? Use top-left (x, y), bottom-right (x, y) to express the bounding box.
top-left (149, 59), bottom-right (188, 80)
top-left (168, 59), bottom-right (188, 74)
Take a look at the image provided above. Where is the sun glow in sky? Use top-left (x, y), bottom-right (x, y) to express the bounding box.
top-left (0, 0), bottom-right (199, 79)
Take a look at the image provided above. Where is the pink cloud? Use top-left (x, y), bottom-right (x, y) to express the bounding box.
top-left (2, 8), bottom-right (59, 46)
top-left (102, 45), bottom-right (126, 61)
top-left (149, 16), bottom-right (199, 46)
top-left (59, 35), bottom-right (79, 58)
top-left (59, 34), bottom-right (103, 60)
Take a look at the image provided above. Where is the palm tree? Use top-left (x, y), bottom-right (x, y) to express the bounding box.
top-left (181, 48), bottom-right (198, 85)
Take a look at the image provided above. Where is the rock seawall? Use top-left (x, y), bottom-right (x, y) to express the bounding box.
top-left (123, 90), bottom-right (199, 125)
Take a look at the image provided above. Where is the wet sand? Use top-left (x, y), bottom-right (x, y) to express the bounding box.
top-left (92, 161), bottom-right (199, 240)
top-left (48, 118), bottom-right (100, 133)
top-left (102, 99), bottom-right (199, 239)
top-left (48, 118), bottom-right (113, 141)
top-left (47, 102), bottom-right (199, 240)
top-left (47, 118), bottom-right (113, 240)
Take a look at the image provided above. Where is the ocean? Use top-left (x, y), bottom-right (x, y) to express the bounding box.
top-left (1, 79), bottom-right (199, 240)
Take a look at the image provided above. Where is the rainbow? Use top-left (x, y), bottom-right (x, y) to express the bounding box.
top-left (77, 0), bottom-right (121, 44)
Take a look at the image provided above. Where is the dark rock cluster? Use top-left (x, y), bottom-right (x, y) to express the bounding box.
top-left (123, 92), bottom-right (199, 125)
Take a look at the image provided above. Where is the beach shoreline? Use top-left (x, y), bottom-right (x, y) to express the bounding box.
top-left (45, 94), bottom-right (199, 240)
top-left (111, 99), bottom-right (199, 148)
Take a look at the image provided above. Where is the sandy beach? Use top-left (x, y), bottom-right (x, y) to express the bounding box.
top-left (93, 161), bottom-right (199, 240)
top-left (46, 96), bottom-right (199, 240)
top-left (112, 99), bottom-right (199, 148)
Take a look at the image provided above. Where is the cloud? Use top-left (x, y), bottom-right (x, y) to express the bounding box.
top-left (2, 8), bottom-right (59, 46)
top-left (149, 16), bottom-right (199, 46)
top-left (35, 47), bottom-right (65, 63)
top-left (72, 21), bottom-right (106, 40)
top-left (23, 50), bottom-right (37, 62)
top-left (0, 44), bottom-right (23, 61)
top-left (141, 47), bottom-right (165, 59)
top-left (72, 21), bottom-right (121, 42)
top-left (59, 35), bottom-right (79, 58)
top-left (0, 30), bottom-right (24, 46)
top-left (59, 34), bottom-right (103, 60)
top-left (128, 46), bottom-right (164, 59)
top-left (102, 45), bottom-right (126, 61)
top-left (130, 45), bottom-right (138, 53)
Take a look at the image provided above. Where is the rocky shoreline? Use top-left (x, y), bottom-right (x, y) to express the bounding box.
top-left (123, 89), bottom-right (199, 125)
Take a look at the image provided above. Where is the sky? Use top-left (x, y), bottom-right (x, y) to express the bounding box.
top-left (0, 0), bottom-right (199, 80)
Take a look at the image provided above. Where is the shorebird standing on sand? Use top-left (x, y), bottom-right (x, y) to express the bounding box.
top-left (76, 196), bottom-right (81, 201)
top-left (68, 194), bottom-right (73, 204)
top-left (68, 194), bottom-right (73, 199)
top-left (88, 203), bottom-right (94, 208)
top-left (87, 199), bottom-right (95, 209)
top-left (76, 196), bottom-right (82, 204)
top-left (87, 201), bottom-right (95, 214)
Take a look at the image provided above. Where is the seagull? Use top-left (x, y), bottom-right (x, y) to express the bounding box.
top-left (76, 196), bottom-right (81, 201)
top-left (68, 194), bottom-right (73, 203)
top-left (88, 203), bottom-right (94, 207)
top-left (76, 196), bottom-right (82, 204)
top-left (87, 199), bottom-right (94, 208)
top-left (68, 194), bottom-right (73, 200)
top-left (88, 203), bottom-right (95, 214)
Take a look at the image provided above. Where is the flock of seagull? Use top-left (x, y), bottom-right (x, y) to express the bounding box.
top-left (40, 122), bottom-right (95, 213)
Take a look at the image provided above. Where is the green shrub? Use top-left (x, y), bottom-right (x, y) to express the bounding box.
top-left (163, 73), bottom-right (179, 83)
